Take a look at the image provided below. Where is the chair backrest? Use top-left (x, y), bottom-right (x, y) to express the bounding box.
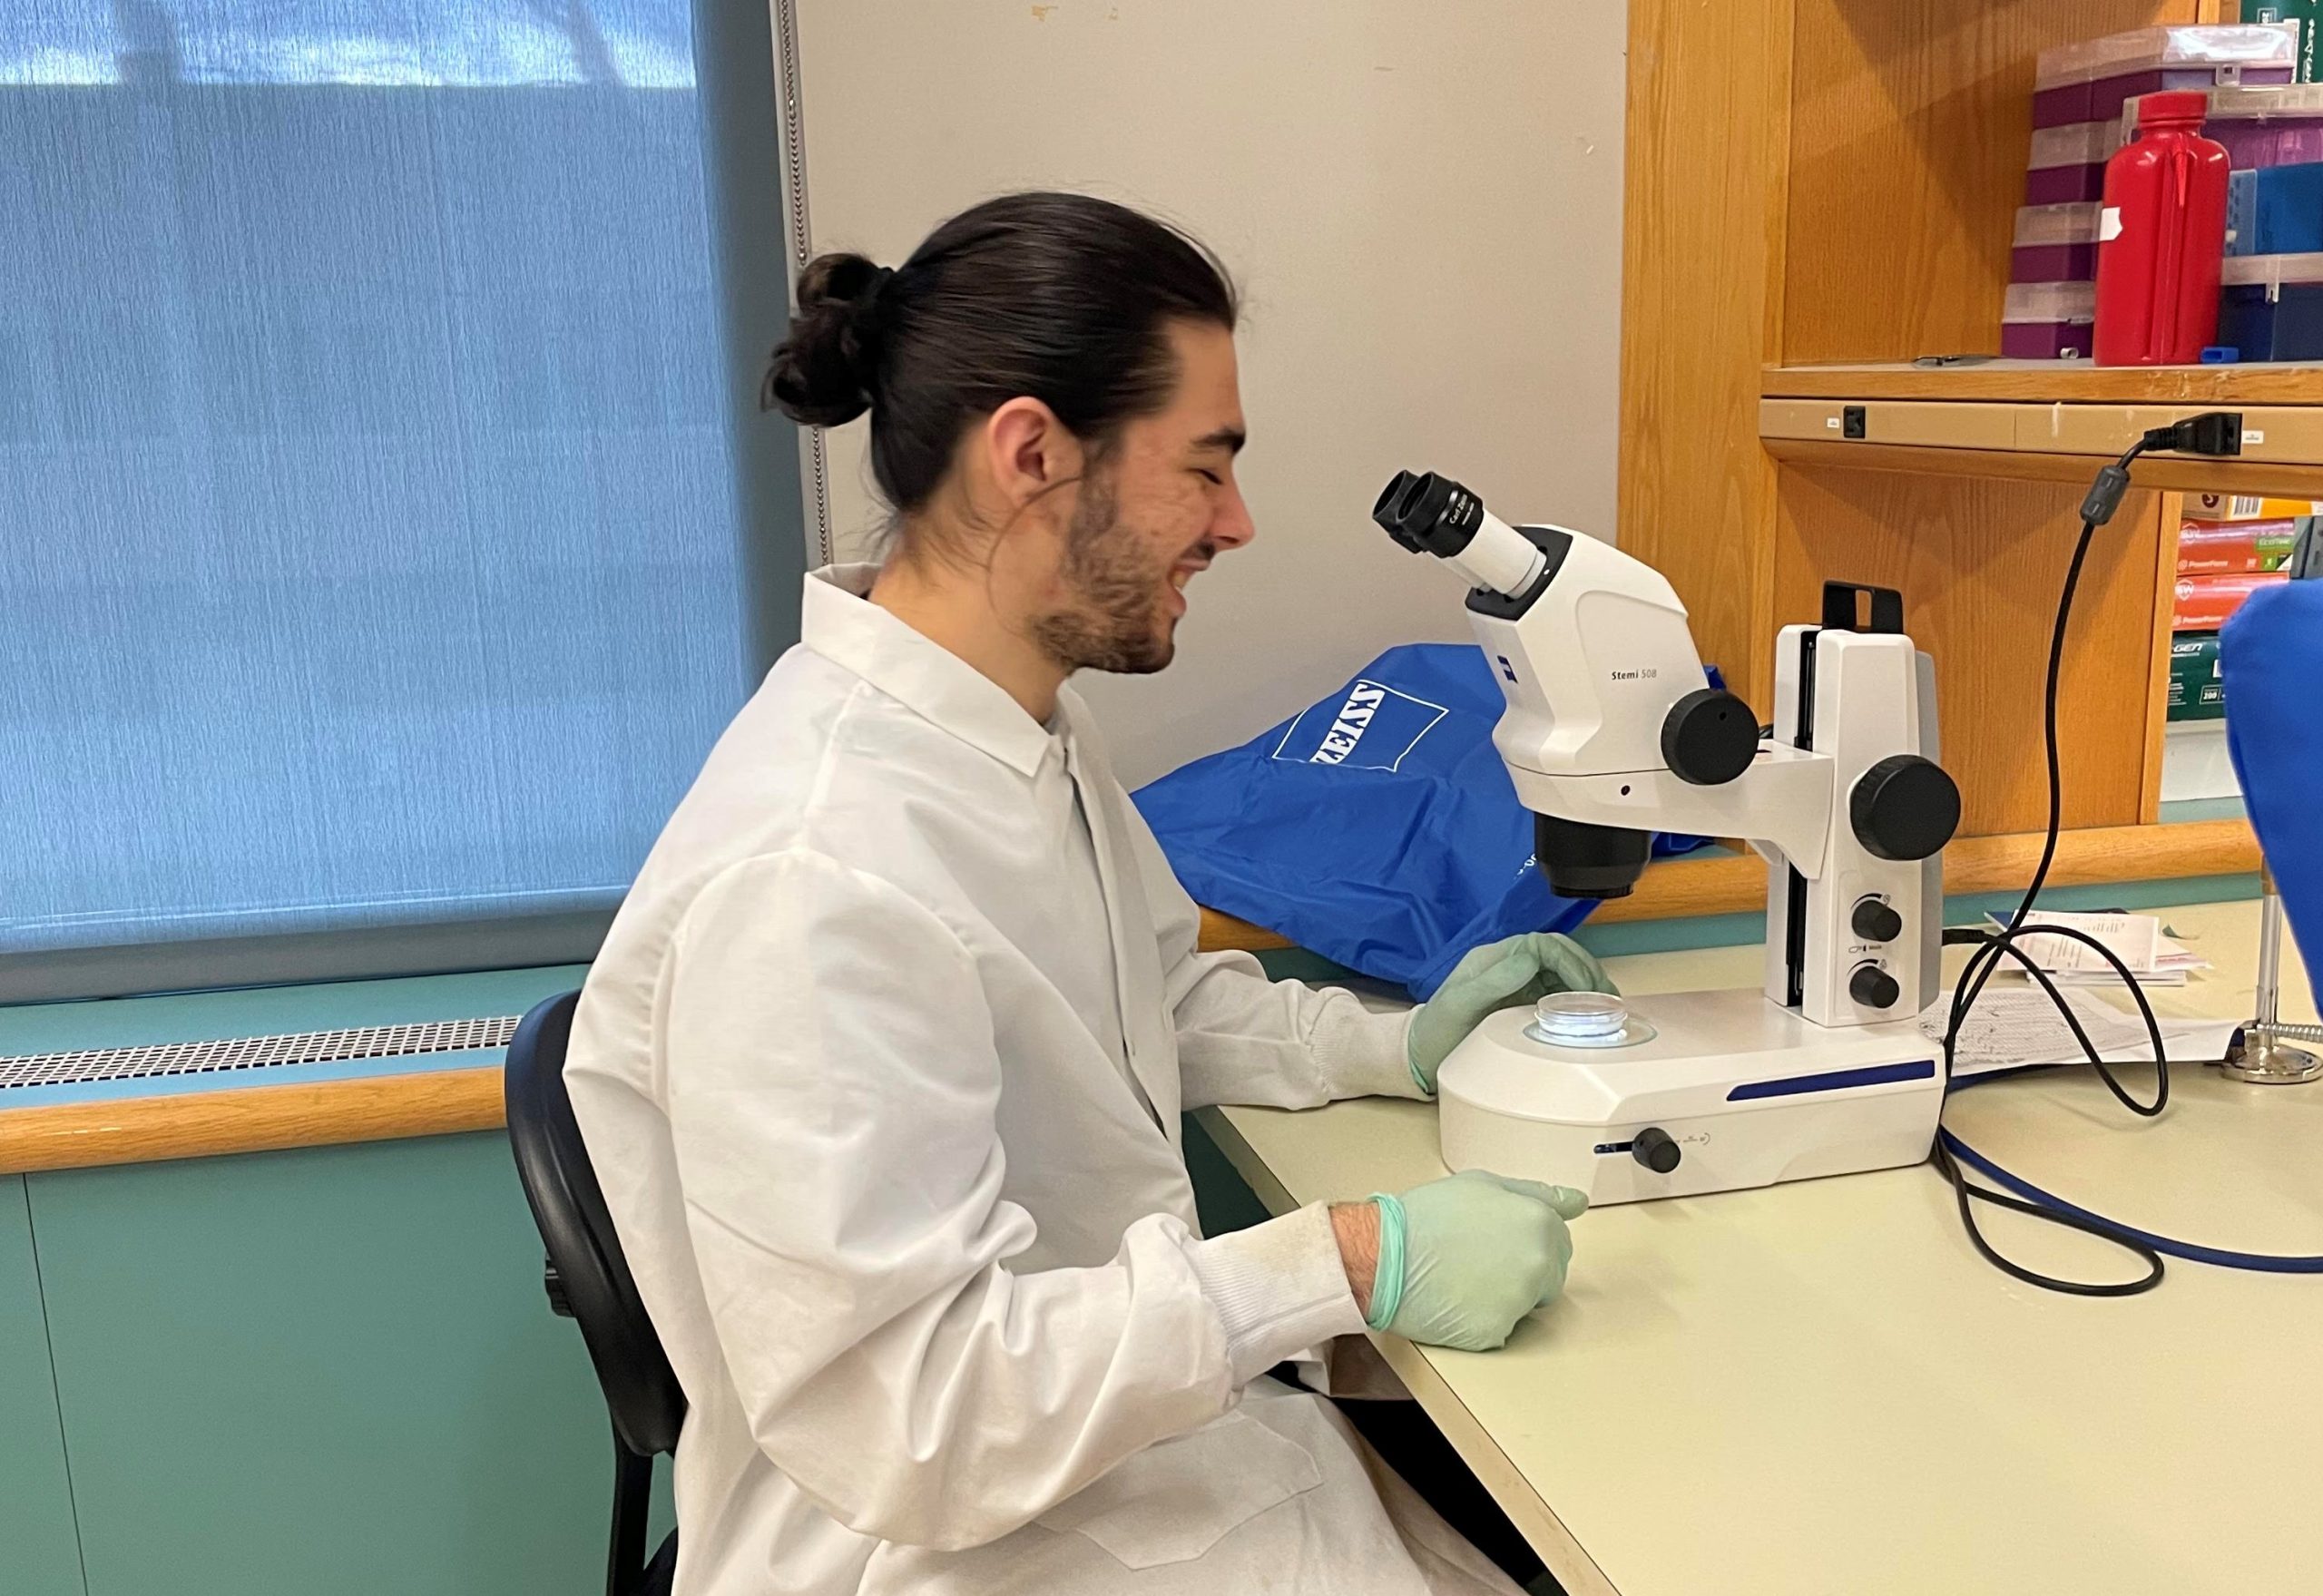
top-left (505, 990), bottom-right (688, 1458)
top-left (2226, 582), bottom-right (2323, 965)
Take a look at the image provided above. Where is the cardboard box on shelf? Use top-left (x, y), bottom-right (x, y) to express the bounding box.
top-left (2174, 569), bottom-right (2289, 629)
top-left (2168, 632), bottom-right (2227, 721)
top-left (2187, 493), bottom-right (2323, 520)
top-left (2248, 5), bottom-right (2321, 85)
top-left (2177, 516), bottom-right (2304, 573)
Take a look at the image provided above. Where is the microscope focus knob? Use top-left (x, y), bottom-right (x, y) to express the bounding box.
top-left (1849, 755), bottom-right (1961, 862)
top-left (1661, 688), bottom-right (1759, 786)
top-left (1632, 1127), bottom-right (1682, 1174)
top-left (1848, 963), bottom-right (1902, 1011)
top-left (1852, 896), bottom-right (1904, 943)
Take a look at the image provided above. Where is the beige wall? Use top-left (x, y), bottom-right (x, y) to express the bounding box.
top-left (793, 0), bottom-right (1626, 788)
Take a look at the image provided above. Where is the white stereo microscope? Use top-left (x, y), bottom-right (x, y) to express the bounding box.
top-left (1373, 472), bottom-right (1965, 1204)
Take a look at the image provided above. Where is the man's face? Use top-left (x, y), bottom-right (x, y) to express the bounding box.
top-left (1028, 319), bottom-right (1254, 675)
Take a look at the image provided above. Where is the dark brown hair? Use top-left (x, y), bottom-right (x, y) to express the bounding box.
top-left (763, 191), bottom-right (1238, 519)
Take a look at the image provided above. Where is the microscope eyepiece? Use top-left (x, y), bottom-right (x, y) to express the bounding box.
top-left (1371, 472), bottom-right (1420, 550)
top-left (1371, 471), bottom-right (1549, 599)
top-left (1372, 471), bottom-right (1486, 559)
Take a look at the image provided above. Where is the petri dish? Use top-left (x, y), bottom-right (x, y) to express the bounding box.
top-left (1533, 992), bottom-right (1631, 1043)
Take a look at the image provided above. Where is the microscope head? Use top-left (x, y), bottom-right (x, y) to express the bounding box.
top-left (1374, 470), bottom-right (1744, 900)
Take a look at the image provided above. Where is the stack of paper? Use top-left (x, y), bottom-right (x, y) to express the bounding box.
top-left (1985, 908), bottom-right (2211, 987)
top-left (1920, 988), bottom-right (2157, 1074)
top-left (1918, 989), bottom-right (2234, 1075)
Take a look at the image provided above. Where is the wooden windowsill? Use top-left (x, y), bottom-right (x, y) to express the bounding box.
top-left (0, 819), bottom-right (2259, 1174)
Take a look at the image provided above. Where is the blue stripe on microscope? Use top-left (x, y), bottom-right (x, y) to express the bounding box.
top-left (1725, 1060), bottom-right (1937, 1102)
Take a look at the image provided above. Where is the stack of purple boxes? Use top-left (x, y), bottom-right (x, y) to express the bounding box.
top-left (2005, 22), bottom-right (2300, 360)
top-left (2210, 83), bottom-right (2323, 174)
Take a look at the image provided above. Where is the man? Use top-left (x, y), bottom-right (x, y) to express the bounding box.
top-left (566, 191), bottom-right (1613, 1596)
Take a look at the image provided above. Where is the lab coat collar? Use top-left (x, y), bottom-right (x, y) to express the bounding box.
top-left (800, 565), bottom-right (1059, 778)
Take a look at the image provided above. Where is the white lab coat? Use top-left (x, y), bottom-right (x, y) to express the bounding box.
top-left (566, 566), bottom-right (1524, 1596)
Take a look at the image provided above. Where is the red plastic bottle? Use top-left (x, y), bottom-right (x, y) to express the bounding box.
top-left (2093, 90), bottom-right (2230, 367)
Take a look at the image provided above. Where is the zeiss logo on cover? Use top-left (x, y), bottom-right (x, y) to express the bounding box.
top-left (1271, 680), bottom-right (1449, 772)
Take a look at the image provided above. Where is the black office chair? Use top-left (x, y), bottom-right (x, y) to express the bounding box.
top-left (505, 990), bottom-right (687, 1596)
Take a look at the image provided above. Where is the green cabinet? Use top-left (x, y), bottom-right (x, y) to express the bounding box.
top-left (28, 1135), bottom-right (623, 1596)
top-left (6, 1113), bottom-right (1254, 1594)
top-left (2, 1175), bottom-right (84, 1596)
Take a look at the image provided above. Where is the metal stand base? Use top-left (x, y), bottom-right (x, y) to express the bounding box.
top-left (2222, 877), bottom-right (2323, 1083)
top-left (2221, 1031), bottom-right (2323, 1085)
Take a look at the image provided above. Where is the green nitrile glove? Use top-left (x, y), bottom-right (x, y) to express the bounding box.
top-left (1365, 1170), bottom-right (1589, 1352)
top-left (1407, 932), bottom-right (1616, 1093)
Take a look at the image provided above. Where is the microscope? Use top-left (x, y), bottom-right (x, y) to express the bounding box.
top-left (1374, 472), bottom-right (1964, 1204)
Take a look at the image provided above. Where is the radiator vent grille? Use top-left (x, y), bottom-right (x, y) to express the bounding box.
top-left (0, 1016), bottom-right (523, 1092)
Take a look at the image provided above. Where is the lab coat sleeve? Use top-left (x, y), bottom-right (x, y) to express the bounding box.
top-left (1121, 805), bottom-right (1423, 1111)
top-left (661, 849), bottom-right (1365, 1552)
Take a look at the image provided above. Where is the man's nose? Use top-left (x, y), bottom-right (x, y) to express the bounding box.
top-left (1212, 482), bottom-right (1256, 550)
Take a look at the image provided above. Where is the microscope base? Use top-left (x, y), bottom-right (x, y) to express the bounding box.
top-left (1436, 987), bottom-right (1943, 1206)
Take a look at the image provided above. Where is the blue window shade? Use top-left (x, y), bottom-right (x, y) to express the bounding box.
top-left (0, 3), bottom-right (787, 995)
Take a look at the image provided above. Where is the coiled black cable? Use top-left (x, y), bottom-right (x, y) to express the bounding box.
top-left (1930, 434), bottom-right (2186, 1296)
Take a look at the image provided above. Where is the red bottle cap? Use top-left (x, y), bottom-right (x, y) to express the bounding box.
top-left (2136, 90), bottom-right (2210, 127)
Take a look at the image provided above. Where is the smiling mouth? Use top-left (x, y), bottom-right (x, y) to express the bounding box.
top-left (1169, 541), bottom-right (1219, 592)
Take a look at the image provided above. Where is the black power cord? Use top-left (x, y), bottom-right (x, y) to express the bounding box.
top-left (1932, 413), bottom-right (2243, 1296)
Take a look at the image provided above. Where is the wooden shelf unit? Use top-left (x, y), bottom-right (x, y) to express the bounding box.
top-left (1759, 437), bottom-right (2323, 494)
top-left (1762, 360), bottom-right (2323, 405)
top-left (1621, 0), bottom-right (2298, 877)
top-left (1759, 397), bottom-right (2323, 475)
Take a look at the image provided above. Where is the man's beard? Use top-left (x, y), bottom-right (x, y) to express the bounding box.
top-left (1029, 475), bottom-right (1202, 676)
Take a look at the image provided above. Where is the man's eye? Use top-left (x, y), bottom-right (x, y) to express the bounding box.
top-left (1195, 469), bottom-right (1222, 485)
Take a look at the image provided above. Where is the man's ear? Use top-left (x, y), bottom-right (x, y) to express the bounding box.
top-left (983, 397), bottom-right (1084, 513)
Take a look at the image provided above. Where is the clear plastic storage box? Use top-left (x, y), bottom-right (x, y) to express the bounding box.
top-left (2034, 23), bottom-right (2298, 129)
top-left (2029, 120), bottom-right (2126, 166)
top-left (2011, 201), bottom-right (2103, 282)
top-left (2025, 120), bottom-right (2124, 204)
top-left (2000, 280), bottom-right (2097, 359)
top-left (2220, 251), bottom-right (2323, 360)
top-left (2202, 83), bottom-right (2323, 170)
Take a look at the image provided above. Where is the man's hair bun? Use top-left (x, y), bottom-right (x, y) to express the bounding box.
top-left (762, 251), bottom-right (890, 427)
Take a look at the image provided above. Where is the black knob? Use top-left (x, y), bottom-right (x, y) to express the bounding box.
top-left (1632, 1126), bottom-right (1681, 1174)
top-left (1852, 896), bottom-right (1904, 943)
top-left (1661, 688), bottom-right (1759, 786)
top-left (1850, 755), bottom-right (1961, 862)
top-left (1849, 963), bottom-right (1902, 1011)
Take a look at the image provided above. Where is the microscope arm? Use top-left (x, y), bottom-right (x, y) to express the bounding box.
top-left (1502, 747), bottom-right (1837, 881)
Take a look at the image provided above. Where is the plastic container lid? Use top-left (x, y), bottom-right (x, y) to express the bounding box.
top-left (2203, 83), bottom-right (2323, 122)
top-left (2004, 280), bottom-right (2097, 323)
top-left (2014, 201), bottom-right (2103, 245)
top-left (2223, 251), bottom-right (2323, 290)
top-left (2037, 23), bottom-right (2298, 88)
top-left (2029, 121), bottom-right (2122, 168)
